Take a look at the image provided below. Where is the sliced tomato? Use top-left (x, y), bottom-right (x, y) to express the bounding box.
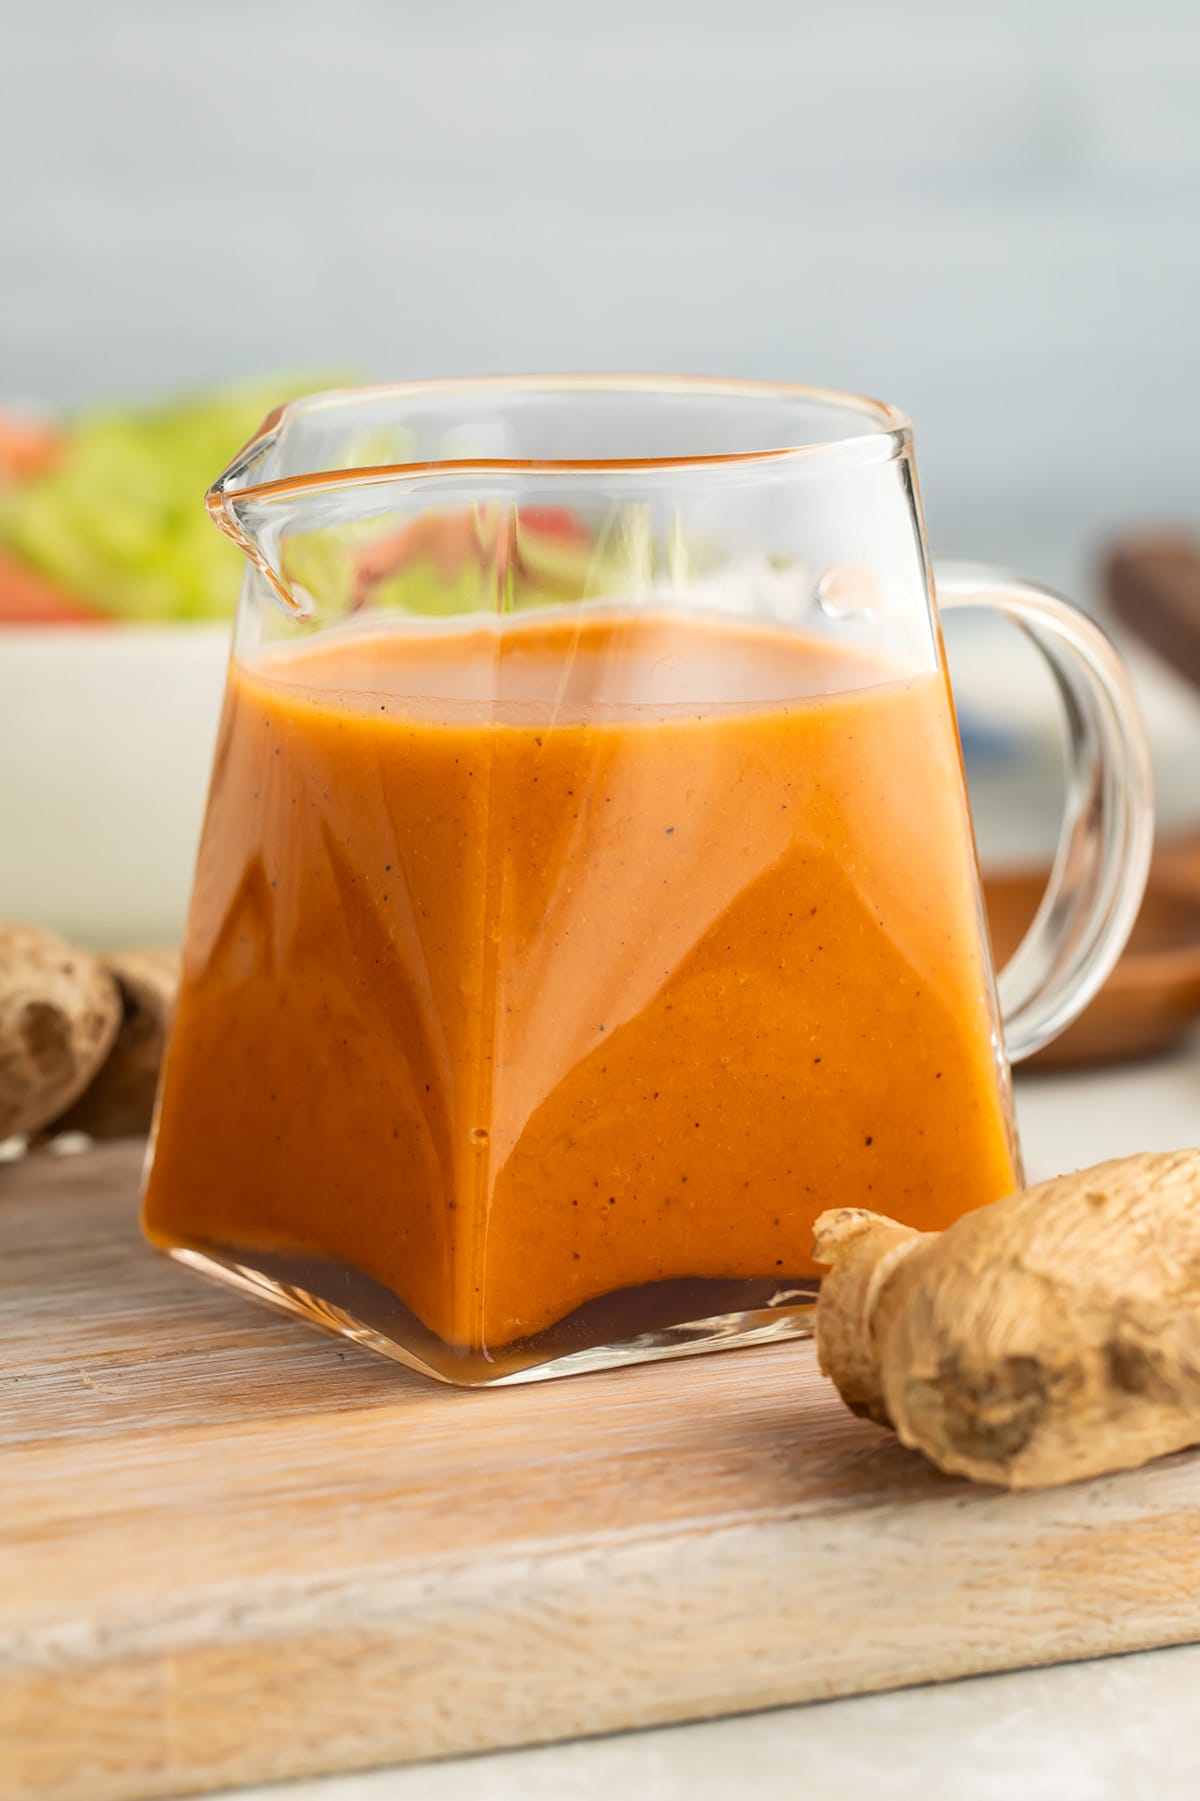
top-left (518, 506), bottom-right (590, 544)
top-left (0, 551), bottom-right (109, 625)
top-left (0, 412), bottom-right (67, 482)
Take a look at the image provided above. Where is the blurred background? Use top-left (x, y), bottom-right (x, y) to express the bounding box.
top-left (7, 0), bottom-right (1200, 594)
top-left (2, 0), bottom-right (1199, 953)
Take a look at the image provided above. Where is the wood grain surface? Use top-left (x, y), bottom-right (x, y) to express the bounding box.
top-left (5, 1143), bottom-right (1200, 1801)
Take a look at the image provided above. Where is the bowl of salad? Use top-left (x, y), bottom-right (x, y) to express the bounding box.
top-left (0, 377), bottom-right (337, 947)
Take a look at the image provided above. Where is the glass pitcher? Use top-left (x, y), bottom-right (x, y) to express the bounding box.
top-left (141, 378), bottom-right (1153, 1385)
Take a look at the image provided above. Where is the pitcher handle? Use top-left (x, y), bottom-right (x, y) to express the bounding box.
top-left (936, 564), bottom-right (1154, 1064)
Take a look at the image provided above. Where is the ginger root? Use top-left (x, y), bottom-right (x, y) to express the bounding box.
top-left (0, 926), bottom-right (122, 1140)
top-left (58, 950), bottom-right (179, 1139)
top-left (814, 1150), bottom-right (1200, 1489)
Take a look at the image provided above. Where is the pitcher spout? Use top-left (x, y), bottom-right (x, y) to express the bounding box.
top-left (206, 402), bottom-right (307, 615)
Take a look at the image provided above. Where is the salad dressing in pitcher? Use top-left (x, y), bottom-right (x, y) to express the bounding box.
top-left (140, 376), bottom-right (1150, 1384)
top-left (143, 609), bottom-right (1017, 1377)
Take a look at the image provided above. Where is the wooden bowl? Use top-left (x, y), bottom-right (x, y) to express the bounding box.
top-left (984, 844), bottom-right (1200, 1069)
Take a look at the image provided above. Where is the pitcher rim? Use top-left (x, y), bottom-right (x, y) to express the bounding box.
top-left (207, 374), bottom-right (913, 514)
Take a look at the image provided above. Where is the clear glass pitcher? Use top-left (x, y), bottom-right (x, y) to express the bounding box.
top-left (141, 378), bottom-right (1153, 1385)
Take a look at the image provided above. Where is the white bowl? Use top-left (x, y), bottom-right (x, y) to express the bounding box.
top-left (0, 624), bottom-right (230, 948)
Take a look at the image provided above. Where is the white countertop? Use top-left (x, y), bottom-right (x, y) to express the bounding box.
top-left (203, 1047), bottom-right (1200, 1801)
top-left (220, 1640), bottom-right (1200, 1801)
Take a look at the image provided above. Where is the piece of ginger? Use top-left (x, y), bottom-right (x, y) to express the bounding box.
top-left (0, 925), bottom-right (122, 1141)
top-left (814, 1149), bottom-right (1200, 1489)
top-left (59, 950), bottom-right (179, 1139)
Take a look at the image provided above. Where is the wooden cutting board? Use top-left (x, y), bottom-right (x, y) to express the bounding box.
top-left (5, 1145), bottom-right (1200, 1801)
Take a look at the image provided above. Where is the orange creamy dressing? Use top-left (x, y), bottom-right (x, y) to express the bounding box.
top-left (143, 611), bottom-right (1017, 1352)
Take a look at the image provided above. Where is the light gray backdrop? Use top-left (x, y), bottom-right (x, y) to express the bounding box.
top-left (4, 0), bottom-right (1199, 600)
